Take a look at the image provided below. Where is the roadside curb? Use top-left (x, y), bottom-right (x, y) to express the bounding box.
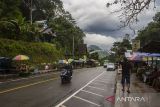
top-left (113, 69), bottom-right (119, 107)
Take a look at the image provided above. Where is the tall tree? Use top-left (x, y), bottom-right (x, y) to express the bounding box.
top-left (49, 16), bottom-right (85, 53)
top-left (110, 35), bottom-right (132, 61)
top-left (0, 0), bottom-right (22, 20)
top-left (136, 12), bottom-right (160, 46)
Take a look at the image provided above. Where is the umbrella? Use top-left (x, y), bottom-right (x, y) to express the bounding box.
top-left (13, 55), bottom-right (29, 61)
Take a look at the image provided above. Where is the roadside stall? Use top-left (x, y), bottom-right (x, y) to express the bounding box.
top-left (12, 55), bottom-right (31, 77)
top-left (137, 41), bottom-right (160, 91)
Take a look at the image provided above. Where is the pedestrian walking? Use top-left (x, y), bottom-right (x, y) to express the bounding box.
top-left (120, 57), bottom-right (132, 93)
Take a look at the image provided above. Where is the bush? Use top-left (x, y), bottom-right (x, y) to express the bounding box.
top-left (0, 38), bottom-right (64, 64)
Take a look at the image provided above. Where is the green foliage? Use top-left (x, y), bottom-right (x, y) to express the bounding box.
top-left (0, 0), bottom-right (85, 60)
top-left (89, 52), bottom-right (99, 60)
top-left (0, 38), bottom-right (63, 64)
top-left (49, 16), bottom-right (85, 53)
top-left (136, 12), bottom-right (160, 46)
top-left (108, 53), bottom-right (116, 63)
top-left (110, 35), bottom-right (132, 62)
top-left (0, 0), bottom-right (22, 20)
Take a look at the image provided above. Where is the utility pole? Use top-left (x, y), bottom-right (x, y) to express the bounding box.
top-left (30, 0), bottom-right (33, 25)
top-left (72, 35), bottom-right (75, 59)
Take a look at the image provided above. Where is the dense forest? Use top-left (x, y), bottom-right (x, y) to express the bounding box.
top-left (0, 0), bottom-right (86, 63)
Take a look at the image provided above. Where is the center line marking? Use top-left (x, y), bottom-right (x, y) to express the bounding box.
top-left (55, 72), bottom-right (105, 107)
top-left (0, 78), bottom-right (58, 94)
top-left (87, 85), bottom-right (106, 91)
top-left (73, 96), bottom-right (101, 107)
top-left (81, 89), bottom-right (104, 97)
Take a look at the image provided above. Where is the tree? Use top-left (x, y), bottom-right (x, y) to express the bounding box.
top-left (0, 0), bottom-right (22, 20)
top-left (136, 12), bottom-right (160, 46)
top-left (0, 0), bottom-right (86, 58)
top-left (110, 35), bottom-right (132, 61)
top-left (107, 0), bottom-right (157, 27)
top-left (49, 16), bottom-right (85, 53)
top-left (89, 52), bottom-right (99, 60)
top-left (20, 0), bottom-right (67, 22)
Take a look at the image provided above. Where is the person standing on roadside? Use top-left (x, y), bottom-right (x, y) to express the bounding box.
top-left (120, 57), bottom-right (132, 93)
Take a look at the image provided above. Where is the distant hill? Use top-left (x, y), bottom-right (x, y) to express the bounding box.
top-left (88, 45), bottom-right (102, 51)
top-left (89, 50), bottom-right (109, 59)
top-left (87, 45), bottom-right (109, 59)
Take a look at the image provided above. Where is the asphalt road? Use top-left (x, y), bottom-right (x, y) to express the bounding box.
top-left (0, 67), bottom-right (116, 107)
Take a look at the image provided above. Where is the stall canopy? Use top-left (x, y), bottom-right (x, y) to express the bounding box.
top-left (128, 52), bottom-right (149, 61)
top-left (127, 52), bottom-right (160, 61)
top-left (139, 41), bottom-right (160, 53)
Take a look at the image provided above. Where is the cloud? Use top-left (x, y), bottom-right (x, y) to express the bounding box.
top-left (84, 33), bottom-right (118, 50)
top-left (62, 0), bottom-right (160, 49)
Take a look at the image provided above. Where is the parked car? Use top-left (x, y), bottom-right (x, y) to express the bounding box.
top-left (103, 63), bottom-right (107, 68)
top-left (107, 63), bottom-right (115, 71)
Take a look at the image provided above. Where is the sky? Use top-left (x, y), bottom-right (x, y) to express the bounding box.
top-left (61, 0), bottom-right (160, 50)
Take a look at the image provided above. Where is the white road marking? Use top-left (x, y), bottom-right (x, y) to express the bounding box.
top-left (55, 72), bottom-right (105, 107)
top-left (73, 96), bottom-right (101, 107)
top-left (97, 79), bottom-right (110, 81)
top-left (59, 105), bottom-right (67, 107)
top-left (87, 85), bottom-right (106, 91)
top-left (94, 80), bottom-right (110, 84)
top-left (47, 87), bottom-right (53, 90)
top-left (81, 89), bottom-right (104, 97)
top-left (91, 82), bottom-right (107, 86)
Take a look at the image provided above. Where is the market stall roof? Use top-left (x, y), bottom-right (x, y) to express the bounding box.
top-left (149, 53), bottom-right (160, 57)
top-left (139, 41), bottom-right (160, 53)
top-left (128, 52), bottom-right (160, 61)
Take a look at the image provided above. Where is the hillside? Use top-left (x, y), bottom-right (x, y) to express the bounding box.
top-left (0, 38), bottom-right (63, 64)
top-left (88, 45), bottom-right (102, 51)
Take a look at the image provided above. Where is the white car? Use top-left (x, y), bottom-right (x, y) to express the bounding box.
top-left (107, 63), bottom-right (115, 71)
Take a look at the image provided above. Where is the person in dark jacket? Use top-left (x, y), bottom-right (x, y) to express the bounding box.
top-left (120, 57), bottom-right (132, 93)
top-left (64, 64), bottom-right (73, 77)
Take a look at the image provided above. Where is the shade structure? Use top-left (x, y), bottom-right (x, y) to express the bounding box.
top-left (142, 57), bottom-right (153, 61)
top-left (68, 58), bottom-right (74, 63)
top-left (129, 52), bottom-right (142, 61)
top-left (148, 53), bottom-right (160, 57)
top-left (129, 54), bottom-right (142, 61)
top-left (129, 52), bottom-right (160, 61)
top-left (13, 55), bottom-right (29, 61)
top-left (58, 60), bottom-right (67, 64)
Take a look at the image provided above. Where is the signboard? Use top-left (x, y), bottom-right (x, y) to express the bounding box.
top-left (132, 40), bottom-right (140, 52)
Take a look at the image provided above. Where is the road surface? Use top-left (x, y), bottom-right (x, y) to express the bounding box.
top-left (0, 67), bottom-right (116, 107)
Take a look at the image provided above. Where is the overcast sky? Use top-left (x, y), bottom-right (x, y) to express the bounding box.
top-left (62, 0), bottom-right (160, 50)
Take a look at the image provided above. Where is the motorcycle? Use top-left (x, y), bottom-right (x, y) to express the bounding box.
top-left (60, 69), bottom-right (72, 84)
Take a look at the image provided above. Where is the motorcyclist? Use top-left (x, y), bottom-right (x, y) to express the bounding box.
top-left (63, 63), bottom-right (73, 77)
